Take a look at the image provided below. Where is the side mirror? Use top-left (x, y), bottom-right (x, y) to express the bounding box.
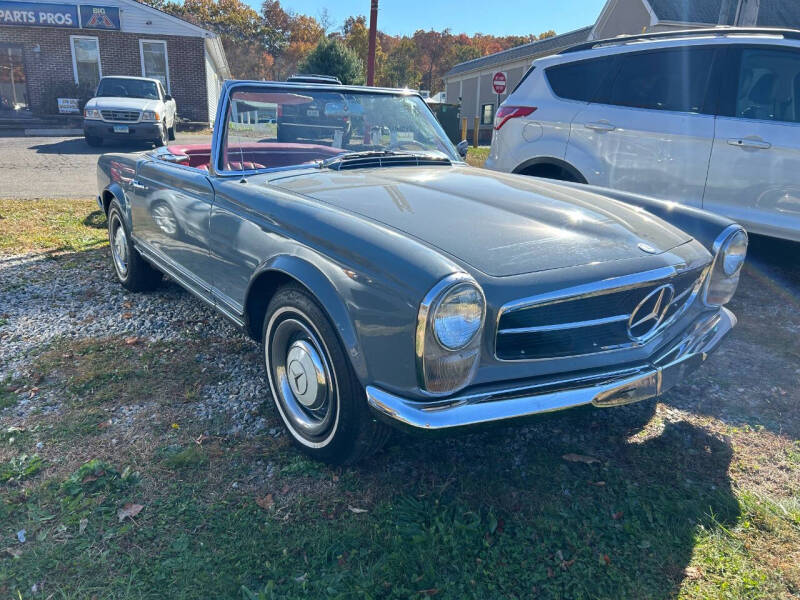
top-left (164, 94), bottom-right (173, 102)
top-left (456, 140), bottom-right (469, 159)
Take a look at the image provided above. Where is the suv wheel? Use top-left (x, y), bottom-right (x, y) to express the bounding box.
top-left (263, 284), bottom-right (390, 464)
top-left (85, 135), bottom-right (103, 147)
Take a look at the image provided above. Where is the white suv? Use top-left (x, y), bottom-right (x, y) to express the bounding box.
top-left (487, 28), bottom-right (800, 242)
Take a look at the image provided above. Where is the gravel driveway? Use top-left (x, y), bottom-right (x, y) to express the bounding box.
top-left (0, 134), bottom-right (210, 199)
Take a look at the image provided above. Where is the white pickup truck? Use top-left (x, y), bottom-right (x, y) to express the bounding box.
top-left (83, 76), bottom-right (177, 147)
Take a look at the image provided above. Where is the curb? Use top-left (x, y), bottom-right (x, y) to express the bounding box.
top-left (23, 128), bottom-right (84, 136)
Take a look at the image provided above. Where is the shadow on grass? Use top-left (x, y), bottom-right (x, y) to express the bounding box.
top-left (337, 405), bottom-right (739, 599)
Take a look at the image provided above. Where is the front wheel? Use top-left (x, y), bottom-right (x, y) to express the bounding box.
top-left (153, 122), bottom-right (168, 147)
top-left (263, 284), bottom-right (390, 464)
top-left (85, 135), bottom-right (103, 147)
top-left (167, 123), bottom-right (176, 141)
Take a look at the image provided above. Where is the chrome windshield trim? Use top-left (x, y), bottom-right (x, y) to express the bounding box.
top-left (497, 313), bottom-right (629, 335)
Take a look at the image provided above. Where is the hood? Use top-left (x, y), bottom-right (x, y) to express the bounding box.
top-left (268, 166), bottom-right (693, 277)
top-left (86, 97), bottom-right (161, 112)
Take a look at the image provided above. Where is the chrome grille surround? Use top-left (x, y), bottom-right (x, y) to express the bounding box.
top-left (101, 110), bottom-right (141, 122)
top-left (495, 263), bottom-right (709, 361)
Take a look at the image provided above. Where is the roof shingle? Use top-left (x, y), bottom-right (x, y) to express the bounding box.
top-left (444, 26), bottom-right (592, 78)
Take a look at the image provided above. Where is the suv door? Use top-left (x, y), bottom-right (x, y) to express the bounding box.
top-left (565, 46), bottom-right (720, 207)
top-left (703, 44), bottom-right (800, 241)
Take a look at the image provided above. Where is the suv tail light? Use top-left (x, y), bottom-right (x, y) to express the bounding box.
top-left (494, 106), bottom-right (537, 130)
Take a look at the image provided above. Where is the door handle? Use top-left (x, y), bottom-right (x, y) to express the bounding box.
top-left (131, 180), bottom-right (147, 191)
top-left (585, 121), bottom-right (616, 132)
top-left (727, 137), bottom-right (771, 150)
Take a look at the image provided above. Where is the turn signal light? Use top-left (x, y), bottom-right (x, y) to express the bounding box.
top-left (494, 106), bottom-right (537, 130)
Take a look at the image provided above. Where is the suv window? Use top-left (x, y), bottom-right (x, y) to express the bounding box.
top-left (546, 57), bottom-right (616, 102)
top-left (605, 47), bottom-right (716, 113)
top-left (734, 47), bottom-right (800, 123)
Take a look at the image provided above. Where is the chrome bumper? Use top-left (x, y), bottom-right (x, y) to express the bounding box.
top-left (366, 308), bottom-right (735, 431)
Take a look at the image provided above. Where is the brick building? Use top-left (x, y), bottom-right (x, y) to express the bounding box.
top-left (0, 0), bottom-right (230, 124)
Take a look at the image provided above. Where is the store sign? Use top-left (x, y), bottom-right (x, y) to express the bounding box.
top-left (0, 1), bottom-right (119, 29)
top-left (57, 98), bottom-right (80, 114)
top-left (79, 4), bottom-right (119, 29)
top-left (0, 1), bottom-right (78, 27)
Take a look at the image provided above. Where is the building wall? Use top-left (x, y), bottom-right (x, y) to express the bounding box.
top-left (0, 26), bottom-right (209, 121)
top-left (592, 0), bottom-right (653, 39)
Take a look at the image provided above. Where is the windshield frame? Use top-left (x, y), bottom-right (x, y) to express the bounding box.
top-left (96, 77), bottom-right (161, 100)
top-left (211, 80), bottom-right (463, 177)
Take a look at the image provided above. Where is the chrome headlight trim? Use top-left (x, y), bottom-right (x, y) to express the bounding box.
top-left (416, 272), bottom-right (486, 396)
top-left (703, 224), bottom-right (748, 308)
top-left (84, 108), bottom-right (102, 120)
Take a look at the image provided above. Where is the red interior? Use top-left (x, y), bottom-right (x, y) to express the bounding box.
top-left (165, 142), bottom-right (342, 172)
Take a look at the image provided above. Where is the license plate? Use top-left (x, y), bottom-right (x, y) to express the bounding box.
top-left (306, 109), bottom-right (319, 117)
top-left (113, 125), bottom-right (129, 134)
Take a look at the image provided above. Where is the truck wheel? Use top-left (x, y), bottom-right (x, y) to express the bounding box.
top-left (168, 123), bottom-right (176, 141)
top-left (262, 283), bottom-right (390, 464)
top-left (107, 200), bottom-right (162, 292)
top-left (154, 122), bottom-right (168, 147)
top-left (85, 135), bottom-right (103, 147)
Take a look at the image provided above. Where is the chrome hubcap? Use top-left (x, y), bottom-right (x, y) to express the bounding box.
top-left (111, 216), bottom-right (128, 277)
top-left (268, 315), bottom-right (336, 440)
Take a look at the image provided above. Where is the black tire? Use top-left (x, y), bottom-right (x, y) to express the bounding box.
top-left (107, 200), bottom-right (162, 292)
top-left (153, 122), bottom-right (168, 147)
top-left (262, 284), bottom-right (390, 464)
top-left (168, 123), bottom-right (176, 141)
top-left (85, 135), bottom-right (103, 147)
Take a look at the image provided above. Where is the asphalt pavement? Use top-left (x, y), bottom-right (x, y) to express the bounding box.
top-left (0, 133), bottom-right (211, 199)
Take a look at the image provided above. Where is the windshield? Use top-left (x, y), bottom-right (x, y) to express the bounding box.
top-left (96, 78), bottom-right (159, 100)
top-left (220, 86), bottom-right (460, 172)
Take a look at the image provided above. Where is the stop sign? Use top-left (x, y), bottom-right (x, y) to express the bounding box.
top-left (492, 71), bottom-right (507, 94)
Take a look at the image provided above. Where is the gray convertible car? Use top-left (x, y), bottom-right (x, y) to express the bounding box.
top-left (96, 79), bottom-right (747, 464)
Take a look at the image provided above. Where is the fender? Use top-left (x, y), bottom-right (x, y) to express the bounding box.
top-left (512, 156), bottom-right (587, 183)
top-left (244, 254), bottom-right (368, 382)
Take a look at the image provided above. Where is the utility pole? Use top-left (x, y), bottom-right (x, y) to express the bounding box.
top-left (367, 0), bottom-right (378, 86)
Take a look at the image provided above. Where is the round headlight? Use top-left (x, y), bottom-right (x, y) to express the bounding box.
top-left (721, 229), bottom-right (748, 275)
top-left (432, 283), bottom-right (484, 350)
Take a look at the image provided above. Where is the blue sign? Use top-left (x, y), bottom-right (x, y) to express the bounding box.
top-left (0, 1), bottom-right (78, 27)
top-left (79, 4), bottom-right (119, 29)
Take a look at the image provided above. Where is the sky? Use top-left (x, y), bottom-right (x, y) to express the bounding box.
top-left (254, 0), bottom-right (608, 37)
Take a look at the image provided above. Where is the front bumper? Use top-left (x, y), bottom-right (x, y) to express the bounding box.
top-left (366, 307), bottom-right (735, 431)
top-left (84, 120), bottom-right (162, 141)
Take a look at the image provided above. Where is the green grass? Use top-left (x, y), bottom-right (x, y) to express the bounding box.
top-left (0, 198), bottom-right (107, 254)
top-left (2, 199), bottom-right (799, 599)
top-left (466, 146), bottom-right (490, 168)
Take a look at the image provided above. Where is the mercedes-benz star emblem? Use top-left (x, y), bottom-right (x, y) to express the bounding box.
top-left (627, 283), bottom-right (675, 341)
top-left (288, 359), bottom-right (308, 395)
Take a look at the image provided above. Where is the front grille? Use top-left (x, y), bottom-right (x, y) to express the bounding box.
top-left (495, 266), bottom-right (706, 361)
top-left (101, 110), bottom-right (140, 122)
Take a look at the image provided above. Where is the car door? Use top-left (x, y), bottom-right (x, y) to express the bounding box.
top-left (130, 158), bottom-right (215, 296)
top-left (565, 45), bottom-right (720, 207)
top-left (703, 44), bottom-right (800, 241)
